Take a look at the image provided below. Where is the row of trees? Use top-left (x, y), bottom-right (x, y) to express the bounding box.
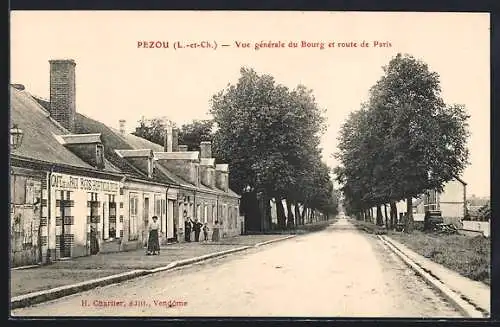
top-left (134, 67), bottom-right (339, 230)
top-left (334, 53), bottom-right (470, 233)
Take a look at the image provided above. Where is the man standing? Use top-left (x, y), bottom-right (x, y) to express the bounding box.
top-left (193, 219), bottom-right (203, 242)
top-left (184, 210), bottom-right (192, 242)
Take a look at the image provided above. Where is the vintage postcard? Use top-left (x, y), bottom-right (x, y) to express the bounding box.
top-left (9, 11), bottom-right (490, 318)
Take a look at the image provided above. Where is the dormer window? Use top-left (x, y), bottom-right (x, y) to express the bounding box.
top-left (96, 144), bottom-right (104, 168)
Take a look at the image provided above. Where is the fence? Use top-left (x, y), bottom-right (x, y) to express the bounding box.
top-left (462, 220), bottom-right (490, 237)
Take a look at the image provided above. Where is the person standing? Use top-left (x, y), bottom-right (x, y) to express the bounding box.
top-left (211, 220), bottom-right (220, 242)
top-left (184, 211), bottom-right (192, 242)
top-left (147, 216), bottom-right (161, 255)
top-left (193, 219), bottom-right (203, 242)
top-left (202, 223), bottom-right (210, 241)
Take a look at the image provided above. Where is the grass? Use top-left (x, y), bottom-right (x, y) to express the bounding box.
top-left (388, 230), bottom-right (490, 285)
top-left (350, 219), bottom-right (388, 235)
top-left (296, 219), bottom-right (334, 234)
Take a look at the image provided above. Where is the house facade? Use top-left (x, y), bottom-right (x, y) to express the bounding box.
top-left (10, 58), bottom-right (241, 267)
top-left (389, 176), bottom-right (467, 227)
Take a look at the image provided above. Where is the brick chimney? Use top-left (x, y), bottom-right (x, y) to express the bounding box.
top-left (119, 119), bottom-right (126, 135)
top-left (215, 164), bottom-right (229, 192)
top-left (164, 124), bottom-right (173, 152)
top-left (172, 128), bottom-right (179, 152)
top-left (49, 59), bottom-right (76, 132)
top-left (200, 141), bottom-right (212, 158)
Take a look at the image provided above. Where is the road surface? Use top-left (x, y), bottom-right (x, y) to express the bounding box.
top-left (12, 218), bottom-right (462, 317)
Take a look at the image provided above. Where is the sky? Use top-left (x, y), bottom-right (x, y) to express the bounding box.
top-left (10, 11), bottom-right (490, 198)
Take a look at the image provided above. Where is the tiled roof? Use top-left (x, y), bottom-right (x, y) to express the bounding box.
top-left (124, 157), bottom-right (176, 185)
top-left (115, 149), bottom-right (153, 158)
top-left (59, 134), bottom-right (102, 144)
top-left (109, 125), bottom-right (240, 197)
top-left (114, 129), bottom-right (164, 152)
top-left (154, 151), bottom-right (200, 161)
top-left (75, 113), bottom-right (147, 178)
top-left (76, 114), bottom-right (178, 184)
top-left (10, 87), bottom-right (94, 169)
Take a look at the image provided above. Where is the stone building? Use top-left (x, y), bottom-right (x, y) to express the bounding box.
top-left (9, 58), bottom-right (242, 267)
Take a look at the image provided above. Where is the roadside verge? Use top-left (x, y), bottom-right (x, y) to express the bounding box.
top-left (378, 235), bottom-right (489, 318)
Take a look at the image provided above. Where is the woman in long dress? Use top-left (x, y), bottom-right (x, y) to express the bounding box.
top-left (211, 220), bottom-right (220, 242)
top-left (147, 216), bottom-right (161, 255)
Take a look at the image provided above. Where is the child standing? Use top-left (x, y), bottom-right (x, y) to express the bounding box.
top-left (203, 223), bottom-right (210, 241)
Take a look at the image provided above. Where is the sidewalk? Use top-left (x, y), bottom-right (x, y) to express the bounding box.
top-left (383, 235), bottom-right (490, 316)
top-left (10, 234), bottom-right (287, 298)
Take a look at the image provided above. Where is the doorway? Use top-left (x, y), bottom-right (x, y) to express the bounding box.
top-left (59, 191), bottom-right (73, 258)
top-left (143, 196), bottom-right (150, 246)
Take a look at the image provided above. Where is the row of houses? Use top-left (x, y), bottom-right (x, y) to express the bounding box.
top-left (10, 59), bottom-right (242, 267)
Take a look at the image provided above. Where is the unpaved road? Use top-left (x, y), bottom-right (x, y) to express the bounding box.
top-left (12, 218), bottom-right (462, 317)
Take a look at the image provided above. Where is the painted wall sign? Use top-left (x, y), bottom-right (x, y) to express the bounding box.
top-left (50, 173), bottom-right (119, 193)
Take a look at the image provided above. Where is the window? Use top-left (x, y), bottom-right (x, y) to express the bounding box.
top-left (154, 194), bottom-right (162, 230)
top-left (96, 144), bottom-right (104, 168)
top-left (12, 175), bottom-right (27, 204)
top-left (161, 199), bottom-right (166, 232)
top-left (197, 204), bottom-right (201, 221)
top-left (108, 194), bottom-right (117, 239)
top-left (88, 192), bottom-right (100, 224)
top-left (129, 193), bottom-right (139, 240)
top-left (143, 196), bottom-right (150, 227)
top-left (155, 196), bottom-right (162, 216)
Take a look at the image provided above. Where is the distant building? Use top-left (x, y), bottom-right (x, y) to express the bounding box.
top-left (392, 176), bottom-right (467, 227)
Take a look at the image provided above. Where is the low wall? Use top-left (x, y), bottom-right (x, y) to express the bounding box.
top-left (462, 220), bottom-right (490, 237)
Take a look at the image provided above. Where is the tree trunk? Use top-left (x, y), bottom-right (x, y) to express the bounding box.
top-left (384, 204), bottom-right (389, 229)
top-left (294, 203), bottom-right (301, 226)
top-left (390, 201), bottom-right (397, 229)
top-left (276, 197), bottom-right (286, 230)
top-left (405, 197), bottom-right (414, 233)
top-left (376, 205), bottom-right (383, 226)
top-left (265, 196), bottom-right (272, 230)
top-left (286, 200), bottom-right (295, 229)
top-left (300, 202), bottom-right (307, 224)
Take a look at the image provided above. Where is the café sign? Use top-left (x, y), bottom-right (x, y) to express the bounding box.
top-left (51, 173), bottom-right (119, 193)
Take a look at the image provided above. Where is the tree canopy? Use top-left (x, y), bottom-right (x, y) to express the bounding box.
top-left (335, 53), bottom-right (470, 232)
top-left (133, 67), bottom-right (338, 229)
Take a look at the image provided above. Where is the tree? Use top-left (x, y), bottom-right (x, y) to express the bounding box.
top-left (178, 120), bottom-right (215, 151)
top-left (372, 54), bottom-right (470, 232)
top-left (334, 53), bottom-right (470, 233)
top-left (133, 117), bottom-right (170, 146)
top-left (210, 67), bottom-right (330, 230)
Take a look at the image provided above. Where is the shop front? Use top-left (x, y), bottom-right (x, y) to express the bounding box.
top-left (48, 172), bottom-right (120, 259)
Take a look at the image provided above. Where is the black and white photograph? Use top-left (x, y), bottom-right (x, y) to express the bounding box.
top-left (9, 11), bottom-right (490, 318)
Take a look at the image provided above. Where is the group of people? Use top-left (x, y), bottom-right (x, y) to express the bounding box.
top-left (183, 210), bottom-right (221, 242)
top-left (145, 210), bottom-right (224, 255)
